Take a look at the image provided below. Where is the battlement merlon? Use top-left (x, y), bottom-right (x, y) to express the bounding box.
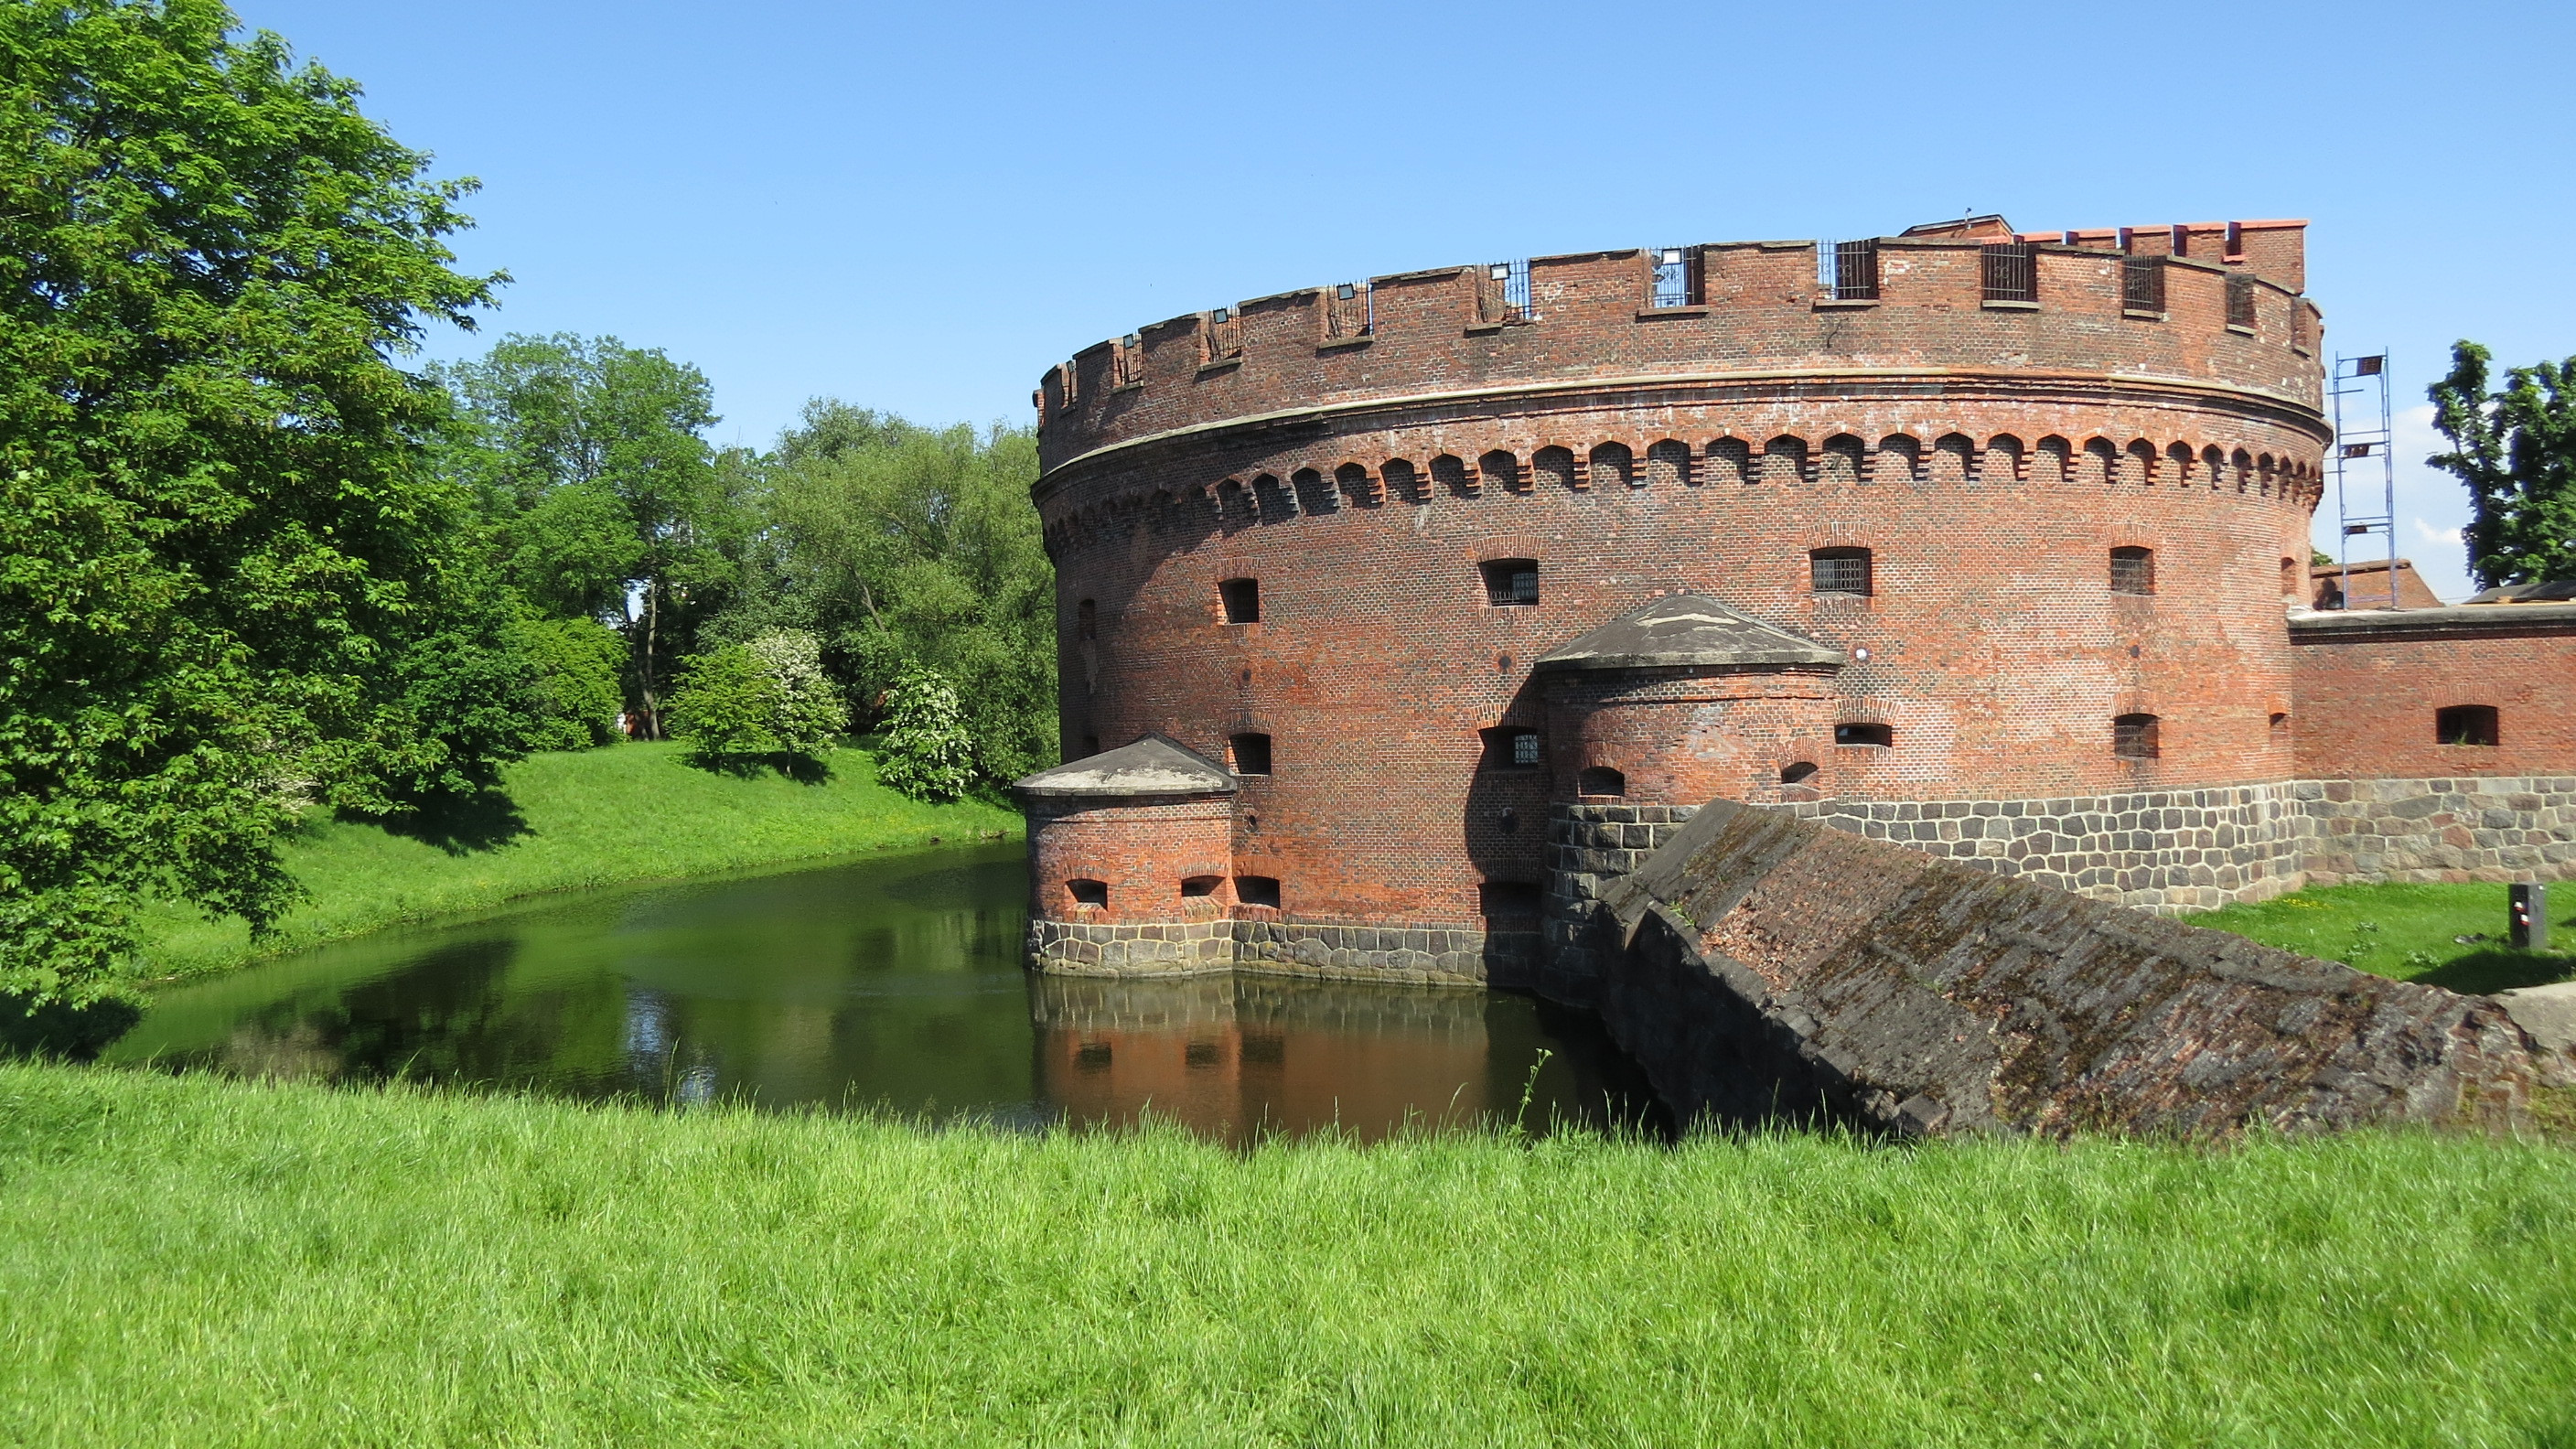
top-left (1033, 220), bottom-right (2319, 477)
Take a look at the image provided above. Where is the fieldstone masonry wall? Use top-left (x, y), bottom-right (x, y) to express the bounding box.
top-left (2299, 776), bottom-right (2576, 885)
top-left (1028, 915), bottom-right (1511, 984)
top-left (1535, 776), bottom-right (2576, 1004)
top-left (1792, 784), bottom-right (2313, 911)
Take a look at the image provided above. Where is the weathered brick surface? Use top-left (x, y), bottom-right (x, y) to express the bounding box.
top-left (1014, 220), bottom-right (2576, 998)
top-left (1590, 800), bottom-right (2547, 1137)
top-left (1034, 227), bottom-right (2327, 936)
top-left (2291, 606), bottom-right (2576, 780)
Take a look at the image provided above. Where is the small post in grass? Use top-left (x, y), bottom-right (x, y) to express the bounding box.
top-left (2508, 883), bottom-right (2548, 951)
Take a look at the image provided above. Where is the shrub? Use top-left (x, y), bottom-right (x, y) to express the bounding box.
top-left (744, 630), bottom-right (848, 756)
top-left (875, 666), bottom-right (973, 801)
top-left (665, 630), bottom-right (846, 769)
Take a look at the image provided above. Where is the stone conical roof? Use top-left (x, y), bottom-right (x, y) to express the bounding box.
top-left (1011, 735), bottom-right (1237, 800)
top-left (1532, 595), bottom-right (1845, 673)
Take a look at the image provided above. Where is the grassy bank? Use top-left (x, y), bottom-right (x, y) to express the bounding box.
top-left (128, 742), bottom-right (1019, 982)
top-left (2195, 881), bottom-right (2576, 995)
top-left (1, 1064), bottom-right (2569, 1447)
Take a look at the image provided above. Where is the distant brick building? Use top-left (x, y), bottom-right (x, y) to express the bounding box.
top-left (1014, 219), bottom-right (2576, 996)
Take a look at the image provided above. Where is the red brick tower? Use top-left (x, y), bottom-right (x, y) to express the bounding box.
top-left (1013, 219), bottom-right (2576, 995)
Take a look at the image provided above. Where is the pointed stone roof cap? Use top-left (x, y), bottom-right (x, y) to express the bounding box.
top-left (1011, 735), bottom-right (1236, 800)
top-left (1533, 595), bottom-right (1845, 673)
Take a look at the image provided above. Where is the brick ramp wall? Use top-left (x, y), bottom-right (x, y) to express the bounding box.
top-left (1589, 800), bottom-right (2546, 1137)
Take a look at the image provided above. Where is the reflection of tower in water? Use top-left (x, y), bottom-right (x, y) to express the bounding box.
top-left (1029, 974), bottom-right (1530, 1143)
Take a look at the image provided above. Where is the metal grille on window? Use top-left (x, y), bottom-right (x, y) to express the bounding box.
top-left (2121, 255), bottom-right (2165, 313)
top-left (1810, 549), bottom-right (1872, 596)
top-left (1651, 245), bottom-right (1704, 307)
top-left (1820, 239), bottom-right (1879, 301)
top-left (2226, 274), bottom-right (2257, 329)
top-left (1485, 259), bottom-right (1533, 323)
top-left (2110, 547), bottom-right (2154, 596)
top-left (2113, 714), bottom-right (2160, 759)
top-left (1511, 732), bottom-right (1541, 767)
top-left (1981, 242), bottom-right (2037, 303)
top-left (1205, 306), bottom-right (1241, 361)
top-left (1326, 283), bottom-right (1372, 338)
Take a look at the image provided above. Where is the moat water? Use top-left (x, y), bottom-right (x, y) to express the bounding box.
top-left (106, 842), bottom-right (1662, 1142)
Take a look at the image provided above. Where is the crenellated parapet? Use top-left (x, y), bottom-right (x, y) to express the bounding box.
top-left (1034, 220), bottom-right (2321, 482)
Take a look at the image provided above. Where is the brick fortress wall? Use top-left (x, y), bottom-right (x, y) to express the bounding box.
top-left (1012, 220), bottom-right (2576, 992)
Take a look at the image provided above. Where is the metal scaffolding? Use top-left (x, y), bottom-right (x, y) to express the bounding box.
top-left (2330, 352), bottom-right (2397, 608)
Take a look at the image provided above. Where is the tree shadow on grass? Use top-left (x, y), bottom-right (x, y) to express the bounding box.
top-left (681, 751), bottom-right (833, 785)
top-left (367, 785), bottom-right (532, 855)
top-left (0, 993), bottom-right (144, 1061)
top-left (2417, 950), bottom-right (2576, 996)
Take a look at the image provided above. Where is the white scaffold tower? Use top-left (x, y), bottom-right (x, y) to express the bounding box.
top-left (2330, 351), bottom-right (2397, 609)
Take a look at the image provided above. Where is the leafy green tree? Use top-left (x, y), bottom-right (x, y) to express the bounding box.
top-left (508, 615), bottom-right (627, 750)
top-left (435, 334), bottom-right (747, 735)
top-left (2428, 341), bottom-right (2576, 588)
top-left (664, 630), bottom-right (845, 769)
top-left (875, 667), bottom-right (974, 802)
top-left (745, 630), bottom-right (848, 754)
top-left (758, 403), bottom-right (1054, 786)
top-left (0, 0), bottom-right (503, 1005)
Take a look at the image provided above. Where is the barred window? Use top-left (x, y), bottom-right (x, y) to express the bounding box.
top-left (1821, 239), bottom-right (1880, 301)
top-left (1482, 558), bottom-right (1540, 606)
top-left (2113, 714), bottom-right (2161, 759)
top-left (2121, 254), bottom-right (2165, 313)
top-left (1982, 242), bottom-right (2037, 303)
top-left (1481, 726), bottom-right (1540, 769)
top-left (2110, 547), bottom-right (2155, 596)
top-left (1810, 547), bottom-right (1873, 596)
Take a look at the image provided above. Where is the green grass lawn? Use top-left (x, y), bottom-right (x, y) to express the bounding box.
top-left (0, 1063), bottom-right (2569, 1448)
top-left (126, 742), bottom-right (1020, 983)
top-left (2192, 881), bottom-right (2576, 995)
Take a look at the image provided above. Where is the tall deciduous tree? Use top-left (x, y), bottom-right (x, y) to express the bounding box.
top-left (2427, 340), bottom-right (2576, 588)
top-left (0, 0), bottom-right (503, 1004)
top-left (435, 334), bottom-right (746, 735)
top-left (759, 402), bottom-right (1054, 787)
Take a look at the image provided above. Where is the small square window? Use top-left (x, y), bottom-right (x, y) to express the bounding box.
top-left (1811, 548), bottom-right (1873, 596)
top-left (2436, 705), bottom-right (2499, 746)
top-left (1577, 766), bottom-right (1626, 798)
top-left (1218, 577), bottom-right (1260, 624)
top-left (1481, 726), bottom-right (1540, 769)
top-left (1481, 558), bottom-right (1540, 606)
top-left (1478, 881), bottom-right (1542, 920)
top-left (2113, 714), bottom-right (2161, 759)
top-left (1229, 733), bottom-right (1272, 776)
top-left (2110, 547), bottom-right (2155, 596)
top-left (1067, 878), bottom-right (1109, 907)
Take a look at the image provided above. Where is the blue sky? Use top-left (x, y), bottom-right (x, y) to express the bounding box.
top-left (234, 0), bottom-right (2574, 601)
